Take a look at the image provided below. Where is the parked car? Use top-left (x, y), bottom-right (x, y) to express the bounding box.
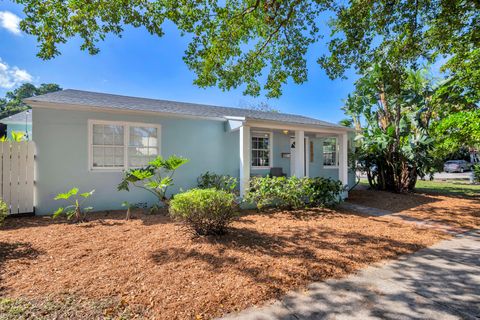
top-left (444, 160), bottom-right (471, 173)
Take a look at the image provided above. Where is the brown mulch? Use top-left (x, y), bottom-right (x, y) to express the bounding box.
top-left (348, 189), bottom-right (480, 230)
top-left (0, 209), bottom-right (444, 319)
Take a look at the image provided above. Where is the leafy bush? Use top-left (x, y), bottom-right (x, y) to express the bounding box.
top-left (473, 164), bottom-right (480, 183)
top-left (245, 176), bottom-right (309, 210)
top-left (245, 176), bottom-right (344, 210)
top-left (53, 188), bottom-right (95, 222)
top-left (169, 188), bottom-right (237, 235)
top-left (197, 171), bottom-right (237, 192)
top-left (118, 155), bottom-right (188, 208)
top-left (0, 199), bottom-right (8, 226)
top-left (308, 177), bottom-right (345, 207)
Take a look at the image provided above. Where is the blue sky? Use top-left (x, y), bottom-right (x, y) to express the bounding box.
top-left (0, 2), bottom-right (358, 123)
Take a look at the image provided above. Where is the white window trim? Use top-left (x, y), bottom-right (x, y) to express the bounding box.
top-left (251, 131), bottom-right (273, 170)
top-left (323, 137), bottom-right (339, 169)
top-left (88, 119), bottom-right (161, 172)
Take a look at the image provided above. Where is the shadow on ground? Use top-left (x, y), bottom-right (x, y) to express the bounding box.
top-left (0, 241), bottom-right (43, 293)
top-left (221, 231), bottom-right (480, 320)
top-left (347, 188), bottom-right (440, 213)
top-left (151, 217), bottom-right (436, 299)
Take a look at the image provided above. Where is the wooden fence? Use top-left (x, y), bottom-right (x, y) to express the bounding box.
top-left (0, 141), bottom-right (35, 214)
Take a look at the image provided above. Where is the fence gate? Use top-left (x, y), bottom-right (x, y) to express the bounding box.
top-left (0, 141), bottom-right (35, 215)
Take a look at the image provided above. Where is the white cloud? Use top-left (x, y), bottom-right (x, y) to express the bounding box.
top-left (0, 11), bottom-right (21, 35)
top-left (0, 58), bottom-right (33, 89)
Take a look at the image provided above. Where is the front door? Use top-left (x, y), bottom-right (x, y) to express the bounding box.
top-left (290, 137), bottom-right (309, 177)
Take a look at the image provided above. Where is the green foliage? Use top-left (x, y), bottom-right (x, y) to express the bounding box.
top-left (245, 176), bottom-right (344, 210)
top-left (0, 83), bottom-right (61, 118)
top-left (12, 1), bottom-right (478, 99)
top-left (308, 177), bottom-right (344, 207)
top-left (432, 109), bottom-right (480, 157)
top-left (0, 199), bottom-right (8, 226)
top-left (169, 188), bottom-right (237, 235)
top-left (0, 131), bottom-right (26, 142)
top-left (245, 176), bottom-right (308, 210)
top-left (118, 155), bottom-right (189, 206)
top-left (197, 171), bottom-right (237, 193)
top-left (53, 187), bottom-right (94, 221)
top-left (473, 165), bottom-right (480, 184)
top-left (345, 65), bottom-right (450, 192)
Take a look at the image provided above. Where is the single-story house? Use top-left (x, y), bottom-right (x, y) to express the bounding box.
top-left (0, 110), bottom-right (32, 140)
top-left (24, 89), bottom-right (356, 215)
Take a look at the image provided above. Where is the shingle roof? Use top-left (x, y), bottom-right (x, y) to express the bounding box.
top-left (0, 110), bottom-right (32, 124)
top-left (25, 89), bottom-right (346, 129)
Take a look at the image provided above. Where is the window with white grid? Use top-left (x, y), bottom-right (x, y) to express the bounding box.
top-left (89, 120), bottom-right (160, 170)
top-left (323, 137), bottom-right (338, 167)
top-left (251, 132), bottom-right (271, 168)
top-left (92, 123), bottom-right (125, 169)
top-left (128, 126), bottom-right (159, 167)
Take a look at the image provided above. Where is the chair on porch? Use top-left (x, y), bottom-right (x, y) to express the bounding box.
top-left (269, 167), bottom-right (287, 177)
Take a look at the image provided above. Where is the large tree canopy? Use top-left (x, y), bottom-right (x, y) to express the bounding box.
top-left (0, 83), bottom-right (62, 118)
top-left (15, 0), bottom-right (479, 98)
top-left (432, 109), bottom-right (480, 157)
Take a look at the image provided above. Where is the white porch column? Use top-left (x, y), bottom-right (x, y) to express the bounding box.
top-left (338, 132), bottom-right (349, 189)
top-left (294, 130), bottom-right (305, 177)
top-left (239, 125), bottom-right (251, 198)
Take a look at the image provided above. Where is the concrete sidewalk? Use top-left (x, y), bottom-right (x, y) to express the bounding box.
top-left (220, 230), bottom-right (480, 320)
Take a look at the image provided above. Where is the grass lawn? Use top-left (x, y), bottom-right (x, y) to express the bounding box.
top-left (359, 178), bottom-right (480, 198)
top-left (0, 208), bottom-right (444, 319)
top-left (414, 180), bottom-right (480, 198)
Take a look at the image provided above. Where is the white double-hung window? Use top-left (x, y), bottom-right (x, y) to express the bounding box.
top-left (251, 132), bottom-right (272, 168)
top-left (322, 137), bottom-right (338, 167)
top-left (89, 120), bottom-right (160, 170)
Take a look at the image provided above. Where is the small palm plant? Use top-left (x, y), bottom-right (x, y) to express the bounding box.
top-left (53, 188), bottom-right (95, 222)
top-left (118, 155), bottom-right (188, 210)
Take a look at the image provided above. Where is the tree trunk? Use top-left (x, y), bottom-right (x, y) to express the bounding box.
top-left (126, 207), bottom-right (132, 220)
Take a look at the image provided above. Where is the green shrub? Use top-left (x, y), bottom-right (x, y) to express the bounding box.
top-left (245, 176), bottom-right (344, 210)
top-left (0, 199), bottom-right (8, 226)
top-left (245, 176), bottom-right (309, 210)
top-left (473, 164), bottom-right (480, 183)
top-left (169, 188), bottom-right (237, 235)
top-left (308, 177), bottom-right (345, 207)
top-left (197, 171), bottom-right (237, 192)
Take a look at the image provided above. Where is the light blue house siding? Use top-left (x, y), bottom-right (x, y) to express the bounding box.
top-left (33, 108), bottom-right (240, 215)
top-left (33, 107), bottom-right (356, 215)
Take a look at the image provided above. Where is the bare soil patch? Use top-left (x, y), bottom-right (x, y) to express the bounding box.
top-left (348, 188), bottom-right (480, 230)
top-left (0, 209), bottom-right (444, 319)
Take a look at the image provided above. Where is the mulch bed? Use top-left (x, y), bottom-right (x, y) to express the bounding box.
top-left (348, 189), bottom-right (480, 230)
top-left (0, 208), bottom-right (445, 319)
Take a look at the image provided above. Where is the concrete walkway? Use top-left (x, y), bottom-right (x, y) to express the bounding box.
top-left (220, 230), bottom-right (480, 320)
